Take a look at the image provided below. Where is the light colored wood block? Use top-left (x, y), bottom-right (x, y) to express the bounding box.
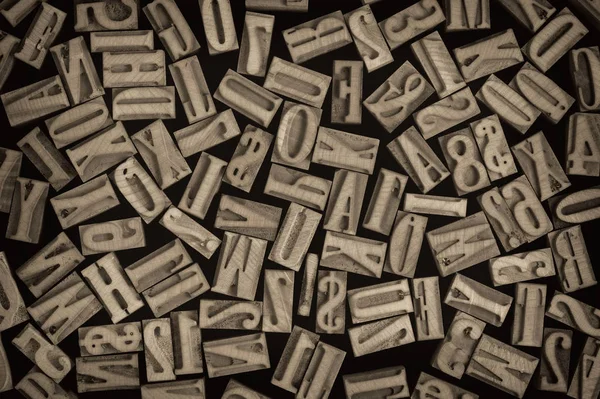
top-left (0, 335), bottom-right (10, 392)
top-left (321, 231), bottom-right (387, 277)
top-left (142, 379), bottom-right (205, 399)
top-left (324, 169), bottom-right (368, 235)
top-left (0, 252), bottom-right (29, 332)
top-left (412, 372), bottom-right (479, 399)
top-left (74, 0), bottom-right (138, 31)
top-left (549, 186), bottom-right (600, 228)
top-left (348, 315), bottom-right (415, 357)
top-left (537, 328), bottom-right (572, 392)
top-left (246, 0), bottom-right (308, 12)
top-left (345, 5), bottom-right (393, 73)
top-left (199, 0), bottom-right (238, 55)
top-left (203, 333), bottom-right (270, 378)
top-left (169, 55), bottom-right (216, 124)
top-left (298, 253), bottom-right (318, 317)
top-left (344, 366), bottom-right (409, 399)
top-left (567, 336), bottom-right (600, 398)
top-left (331, 60), bottom-right (362, 124)
top-left (445, 274), bottom-right (512, 327)
top-left (512, 283), bottom-right (546, 347)
top-left (489, 249), bottom-right (555, 286)
top-left (379, 0), bottom-right (445, 50)
top-left (143, 318), bottom-right (175, 382)
top-left (282, 10), bottom-right (352, 64)
top-left (404, 193), bottom-right (468, 217)
top-left (570, 0), bottom-right (600, 31)
top-left (112, 86), bottom-right (176, 120)
top-left (15, 366), bottom-right (76, 398)
top-left (315, 270), bottom-right (346, 335)
top-left (223, 379), bottom-right (270, 398)
top-left (81, 253), bottom-right (144, 322)
top-left (237, 12), bottom-right (274, 77)
top-left (50, 174), bottom-right (119, 229)
top-left (570, 46), bottom-right (600, 112)
top-left (384, 211), bottom-right (427, 278)
top-left (0, 30), bottom-right (18, 92)
top-left (215, 195), bottom-right (282, 241)
top-left (272, 326), bottom-right (319, 394)
top-left (446, 0), bottom-right (490, 30)
top-left (312, 126), bottom-right (379, 174)
top-left (76, 354), bottom-right (139, 392)
top-left (143, 0), bottom-right (200, 61)
top-left (160, 206), bottom-right (221, 259)
top-left (297, 342), bottom-right (345, 399)
top-left (496, 0), bottom-right (555, 31)
top-left (15, 3), bottom-right (65, 69)
top-left (264, 164), bottom-right (331, 211)
top-left (262, 269), bottom-right (294, 333)
top-left (179, 152), bottom-right (227, 219)
top-left (90, 30), bottom-right (154, 52)
top-left (28, 272), bottom-right (102, 344)
top-left (223, 125), bottom-right (272, 193)
top-left (79, 217), bottom-right (145, 255)
top-left (199, 299), bottom-right (262, 330)
top-left (0, 0), bottom-right (41, 27)
top-left (143, 263), bottom-right (210, 317)
top-left (348, 279), bottom-right (413, 324)
top-left (566, 113), bottom-right (600, 176)
top-left (412, 276), bottom-right (444, 341)
top-left (470, 114), bottom-right (517, 181)
top-left (6, 178), bottom-right (49, 244)
top-left (363, 168), bottom-right (407, 235)
top-left (170, 310), bottom-right (203, 376)
top-left (0, 147), bottom-right (21, 213)
top-left (103, 50), bottom-right (165, 88)
top-left (78, 322), bottom-right (143, 356)
top-left (174, 109), bottom-right (240, 157)
top-left (212, 232), bottom-right (266, 300)
top-left (364, 62), bottom-right (434, 133)
top-left (546, 292), bottom-right (600, 338)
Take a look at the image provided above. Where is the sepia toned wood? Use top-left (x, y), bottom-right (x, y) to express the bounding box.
top-left (199, 299), bottom-right (262, 331)
top-left (143, 318), bottom-right (175, 382)
top-left (103, 50), bottom-right (165, 88)
top-left (15, 366), bottom-right (76, 398)
top-left (1, 75), bottom-right (70, 127)
top-left (0, 147), bottom-right (21, 213)
top-left (113, 157), bottom-right (171, 224)
top-left (454, 29), bottom-right (524, 83)
top-left (223, 379), bottom-right (270, 398)
top-left (349, 314), bottom-right (415, 357)
top-left (537, 328), bottom-right (572, 392)
top-left (0, 252), bottom-right (29, 332)
top-left (6, 178), bottom-right (49, 244)
top-left (412, 31), bottom-right (466, 99)
top-left (467, 334), bottom-right (539, 398)
top-left (298, 253), bottom-right (318, 317)
top-left (66, 122), bottom-right (136, 182)
top-left (246, 0), bottom-right (308, 12)
top-left (142, 378), bottom-right (205, 399)
top-left (404, 193), bottom-right (468, 217)
top-left (546, 292), bottom-right (600, 338)
top-left (269, 203), bottom-right (321, 271)
top-left (50, 174), bottom-right (120, 229)
top-left (364, 62), bottom-right (434, 133)
top-left (18, 127), bottom-right (76, 191)
top-left (348, 279), bottom-right (413, 324)
top-left (524, 7), bottom-right (588, 71)
top-left (91, 30), bottom-right (154, 52)
top-left (379, 0), bottom-right (445, 50)
top-left (112, 86), bottom-right (176, 120)
top-left (160, 206), bottom-right (221, 259)
top-left (0, 0), bottom-right (40, 26)
top-left (384, 211), bottom-right (427, 278)
top-left (496, 0), bottom-right (555, 31)
top-left (74, 0), bottom-right (138, 31)
top-left (282, 11), bottom-right (352, 64)
top-left (478, 176), bottom-right (552, 251)
top-left (439, 127), bottom-right (491, 195)
top-left (215, 195), bottom-right (282, 241)
top-left (331, 60), bottom-right (362, 125)
top-left (81, 253), bottom-right (144, 322)
top-left (297, 342), bottom-right (345, 399)
top-left (0, 31), bottom-right (18, 92)
top-left (412, 276), bottom-right (444, 341)
top-left (28, 272), bottom-right (102, 344)
top-left (223, 125), bottom-right (272, 192)
top-left (170, 310), bottom-right (203, 376)
top-left (265, 165), bottom-right (331, 211)
top-left (175, 109), bottom-right (240, 157)
top-left (79, 217), bottom-right (145, 255)
top-left (78, 322), bottom-right (143, 356)
top-left (237, 12), bottom-right (274, 77)
top-left (446, 0), bottom-right (490, 30)
top-left (215, 69), bottom-right (282, 128)
top-left (513, 131), bottom-right (571, 200)
top-left (143, 263), bottom-right (210, 317)
top-left (490, 249), bottom-right (555, 286)
top-left (344, 366), bottom-right (409, 399)
top-left (345, 5), bottom-right (393, 73)
top-left (312, 127), bottom-right (379, 174)
top-left (567, 336), bottom-right (600, 399)
top-left (46, 97), bottom-right (113, 149)
top-left (445, 274), bottom-right (513, 327)
top-left (324, 169), bottom-right (367, 235)
top-left (470, 114), bottom-right (517, 181)
top-left (204, 333), bottom-right (270, 378)
top-left (200, 0), bottom-right (238, 55)
top-left (432, 311), bottom-right (485, 379)
top-left (179, 152), bottom-right (227, 219)
top-left (321, 231), bottom-right (387, 277)
top-left (125, 239), bottom-right (192, 293)
top-left (363, 169), bottom-right (407, 235)
top-left (413, 372), bottom-right (479, 399)
top-left (17, 232), bottom-right (83, 298)
top-left (143, 0), bottom-right (200, 61)
top-left (51, 36), bottom-right (103, 105)
top-left (566, 113), bottom-right (600, 176)
top-left (0, 335), bottom-right (10, 392)
top-left (550, 186), bottom-right (600, 228)
top-left (548, 225), bottom-right (597, 293)
top-left (272, 325), bottom-right (319, 393)
top-left (570, 46), bottom-right (600, 112)
top-left (169, 56), bottom-right (216, 124)
top-left (264, 57), bottom-right (331, 109)
top-left (12, 323), bottom-right (72, 382)
top-left (272, 102), bottom-right (321, 170)
top-left (76, 353), bottom-right (139, 392)
top-left (415, 87), bottom-right (480, 139)
top-left (315, 270), bottom-right (347, 335)
top-left (511, 283), bottom-right (546, 348)
top-left (263, 269), bottom-right (294, 333)
top-left (15, 3), bottom-right (65, 69)
top-left (212, 232), bottom-right (266, 300)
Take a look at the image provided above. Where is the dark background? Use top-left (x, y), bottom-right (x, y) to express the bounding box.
top-left (1, 0), bottom-right (599, 398)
